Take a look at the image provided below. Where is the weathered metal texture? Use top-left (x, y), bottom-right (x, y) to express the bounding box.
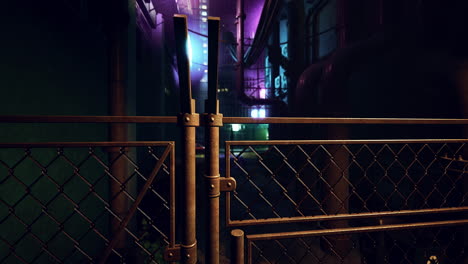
top-left (204, 16), bottom-right (222, 264)
top-left (231, 229), bottom-right (245, 264)
top-left (223, 117), bottom-right (468, 124)
top-left (174, 14), bottom-right (198, 264)
top-left (3, 116), bottom-right (468, 124)
top-left (0, 115), bottom-right (178, 123)
top-left (204, 124), bottom-right (220, 264)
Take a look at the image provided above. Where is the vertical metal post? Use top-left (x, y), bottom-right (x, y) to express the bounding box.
top-left (174, 14), bottom-right (199, 264)
top-left (236, 0), bottom-right (245, 99)
top-left (204, 17), bottom-right (223, 264)
top-left (230, 229), bottom-right (244, 264)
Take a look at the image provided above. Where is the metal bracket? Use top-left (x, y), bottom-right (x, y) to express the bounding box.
top-left (164, 245), bottom-right (181, 262)
top-left (164, 242), bottom-right (197, 263)
top-left (206, 176), bottom-right (236, 196)
top-left (220, 177), bottom-right (236, 192)
top-left (177, 113), bottom-right (200, 127)
top-left (202, 113), bottom-right (223, 127)
top-left (206, 175), bottom-right (220, 198)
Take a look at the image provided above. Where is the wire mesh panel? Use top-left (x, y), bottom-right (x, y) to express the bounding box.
top-left (0, 142), bottom-right (175, 263)
top-left (226, 140), bottom-right (468, 226)
top-left (247, 224), bottom-right (468, 264)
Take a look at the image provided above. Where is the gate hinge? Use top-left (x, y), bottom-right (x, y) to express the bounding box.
top-left (220, 177), bottom-right (236, 192)
top-left (164, 245), bottom-right (181, 262)
top-left (201, 113), bottom-right (223, 126)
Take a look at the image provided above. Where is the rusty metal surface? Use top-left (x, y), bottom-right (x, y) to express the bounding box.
top-left (226, 140), bottom-right (468, 226)
top-left (223, 117), bottom-right (468, 124)
top-left (246, 219), bottom-right (468, 240)
top-left (0, 115), bottom-right (177, 123)
top-left (231, 229), bottom-right (245, 264)
top-left (0, 141), bottom-right (174, 148)
top-left (227, 206), bottom-right (468, 226)
top-left (203, 16), bottom-right (222, 264)
top-left (0, 142), bottom-right (175, 263)
top-left (2, 116), bottom-right (468, 125)
top-left (174, 14), bottom-right (198, 264)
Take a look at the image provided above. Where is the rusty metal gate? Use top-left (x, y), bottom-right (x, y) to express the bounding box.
top-left (0, 15), bottom-right (467, 264)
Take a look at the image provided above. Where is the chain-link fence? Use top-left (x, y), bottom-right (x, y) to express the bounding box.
top-left (225, 139), bottom-right (468, 263)
top-left (226, 140), bottom-right (468, 225)
top-left (0, 142), bottom-right (175, 263)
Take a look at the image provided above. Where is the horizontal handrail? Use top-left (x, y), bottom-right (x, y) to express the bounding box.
top-left (0, 141), bottom-right (174, 148)
top-left (0, 115), bottom-right (177, 123)
top-left (228, 207), bottom-right (468, 227)
top-left (246, 218), bottom-right (468, 241)
top-left (224, 117), bottom-right (468, 124)
top-left (226, 139), bottom-right (468, 145)
top-left (1, 115), bottom-right (468, 125)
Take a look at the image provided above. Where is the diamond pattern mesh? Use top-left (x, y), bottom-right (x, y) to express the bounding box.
top-left (227, 142), bottom-right (468, 222)
top-left (0, 143), bottom-right (173, 263)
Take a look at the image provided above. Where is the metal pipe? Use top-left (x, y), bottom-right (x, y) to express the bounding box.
top-left (246, 219), bottom-right (468, 241)
top-left (181, 125), bottom-right (197, 264)
top-left (2, 116), bottom-right (468, 125)
top-left (230, 229), bottom-right (245, 264)
top-left (222, 117), bottom-right (468, 124)
top-left (205, 125), bottom-right (220, 263)
top-left (204, 17), bottom-right (221, 264)
top-left (236, 0), bottom-right (245, 103)
top-left (0, 115), bottom-right (178, 123)
top-left (174, 15), bottom-right (198, 264)
top-left (226, 206), bottom-right (468, 227)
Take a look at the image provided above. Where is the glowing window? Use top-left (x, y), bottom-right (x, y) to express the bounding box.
top-left (258, 109), bottom-right (266, 118)
top-left (251, 107), bottom-right (266, 118)
top-left (251, 109), bottom-right (258, 118)
top-left (232, 124), bottom-right (242, 132)
top-left (259, 88), bottom-right (266, 99)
